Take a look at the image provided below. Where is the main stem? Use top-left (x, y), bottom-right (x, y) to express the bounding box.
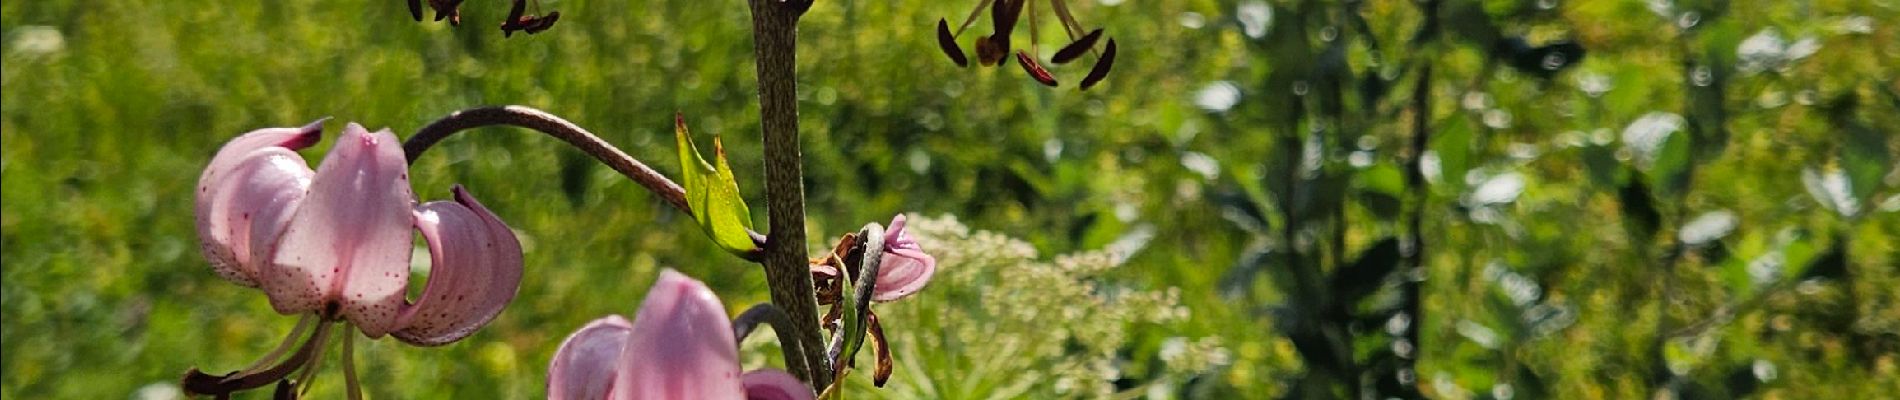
top-left (746, 0), bottom-right (829, 392)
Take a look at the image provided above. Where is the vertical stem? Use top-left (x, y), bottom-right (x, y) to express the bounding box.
top-left (746, 0), bottom-right (830, 392)
top-left (1397, 2), bottom-right (1439, 397)
top-left (1399, 63), bottom-right (1431, 399)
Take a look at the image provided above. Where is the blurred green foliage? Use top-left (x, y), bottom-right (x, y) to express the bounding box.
top-left (3, 0), bottom-right (1898, 398)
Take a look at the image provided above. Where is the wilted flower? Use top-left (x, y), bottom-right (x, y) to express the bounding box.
top-left (936, 0), bottom-right (1118, 89)
top-left (186, 121), bottom-right (523, 398)
top-left (805, 214), bottom-right (937, 386)
top-left (547, 269), bottom-right (813, 400)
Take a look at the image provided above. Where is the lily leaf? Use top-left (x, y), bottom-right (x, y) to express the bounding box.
top-left (675, 114), bottom-right (757, 255)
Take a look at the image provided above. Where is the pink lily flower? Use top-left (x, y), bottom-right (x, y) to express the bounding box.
top-left (548, 269), bottom-right (813, 400)
top-left (871, 214), bottom-right (935, 302)
top-left (186, 120), bottom-right (523, 397)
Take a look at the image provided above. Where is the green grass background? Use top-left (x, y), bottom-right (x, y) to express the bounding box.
top-left (4, 0), bottom-right (1898, 398)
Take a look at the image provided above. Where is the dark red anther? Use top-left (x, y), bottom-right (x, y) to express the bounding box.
top-left (1016, 50), bottom-right (1058, 87)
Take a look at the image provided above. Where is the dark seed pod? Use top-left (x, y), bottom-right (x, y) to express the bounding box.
top-left (1016, 50), bottom-right (1058, 87)
top-left (1079, 38), bottom-right (1116, 90)
top-left (524, 12), bottom-right (559, 34)
top-left (1051, 28), bottom-right (1103, 64)
top-left (937, 19), bottom-right (969, 67)
top-left (408, 0), bottom-right (424, 21)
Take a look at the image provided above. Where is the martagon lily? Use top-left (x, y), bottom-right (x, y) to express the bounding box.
top-left (185, 120), bottom-right (524, 398)
top-left (807, 214), bottom-right (936, 386)
top-left (548, 269), bottom-right (813, 400)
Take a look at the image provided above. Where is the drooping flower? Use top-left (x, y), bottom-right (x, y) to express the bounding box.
top-left (809, 214), bottom-right (936, 303)
top-left (186, 121), bottom-right (524, 398)
top-left (547, 269), bottom-right (813, 400)
top-left (935, 0), bottom-right (1119, 89)
top-left (803, 214), bottom-right (937, 386)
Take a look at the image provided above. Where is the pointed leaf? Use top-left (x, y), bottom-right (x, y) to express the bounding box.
top-left (675, 115), bottom-right (758, 255)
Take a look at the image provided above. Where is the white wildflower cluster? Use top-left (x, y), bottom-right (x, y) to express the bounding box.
top-left (866, 214), bottom-right (1224, 399)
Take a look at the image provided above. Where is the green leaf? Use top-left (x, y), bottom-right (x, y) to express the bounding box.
top-left (675, 114), bottom-right (757, 255)
top-left (1649, 127), bottom-right (1695, 197)
top-left (1841, 120), bottom-right (1891, 206)
top-left (1431, 115), bottom-right (1474, 194)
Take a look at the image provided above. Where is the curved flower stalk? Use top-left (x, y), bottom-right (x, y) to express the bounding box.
top-left (186, 121), bottom-right (524, 398)
top-left (936, 0), bottom-right (1118, 89)
top-left (548, 269), bottom-right (813, 400)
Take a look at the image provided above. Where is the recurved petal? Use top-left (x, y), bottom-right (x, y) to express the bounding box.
top-left (548, 315), bottom-right (634, 400)
top-left (613, 269), bottom-right (746, 400)
top-left (195, 121), bottom-right (323, 286)
top-left (874, 249), bottom-right (936, 302)
top-left (740, 370), bottom-right (814, 400)
top-left (874, 215), bottom-right (936, 302)
top-left (392, 186), bottom-right (524, 346)
top-left (266, 124), bottom-right (416, 335)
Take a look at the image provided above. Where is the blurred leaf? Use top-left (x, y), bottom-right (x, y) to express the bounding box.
top-left (1619, 172), bottom-right (1662, 237)
top-left (1796, 239), bottom-right (1847, 281)
top-left (1649, 125), bottom-right (1694, 197)
top-left (1432, 115), bottom-right (1474, 193)
top-left (1836, 107), bottom-right (1892, 207)
top-left (675, 115), bottom-right (757, 255)
top-left (1496, 38), bottom-right (1586, 79)
top-left (1329, 238), bottom-right (1402, 306)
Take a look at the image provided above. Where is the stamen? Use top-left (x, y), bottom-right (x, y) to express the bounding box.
top-left (240, 314), bottom-right (317, 376)
top-left (1079, 39), bottom-right (1116, 90)
top-left (294, 323), bottom-right (337, 397)
top-left (343, 332), bottom-right (363, 400)
top-left (182, 319), bottom-right (334, 396)
top-left (1048, 0), bottom-right (1085, 38)
top-left (937, 19), bottom-right (970, 67)
top-left (1027, 0), bottom-right (1041, 54)
top-left (1016, 51), bottom-right (1059, 86)
top-left (1052, 28), bottom-right (1102, 64)
top-left (952, 0), bottom-right (997, 37)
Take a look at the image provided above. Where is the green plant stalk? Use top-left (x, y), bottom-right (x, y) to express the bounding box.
top-left (746, 0), bottom-right (830, 392)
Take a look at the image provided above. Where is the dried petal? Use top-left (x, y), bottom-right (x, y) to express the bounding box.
top-left (1016, 50), bottom-right (1059, 87)
top-left (266, 124), bottom-right (415, 336)
top-left (1051, 28), bottom-right (1103, 64)
top-left (391, 186), bottom-right (524, 346)
top-left (1080, 38), bottom-right (1116, 90)
top-left (936, 18), bottom-right (969, 67)
top-left (868, 313), bottom-right (893, 387)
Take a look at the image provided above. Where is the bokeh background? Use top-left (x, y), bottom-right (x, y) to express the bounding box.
top-left (4, 0), bottom-right (1898, 398)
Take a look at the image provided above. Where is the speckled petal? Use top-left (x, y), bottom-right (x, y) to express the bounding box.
top-left (874, 215), bottom-right (936, 302)
top-left (392, 186), bottom-right (523, 346)
top-left (740, 370), bottom-right (813, 400)
top-left (613, 269), bottom-right (746, 400)
top-left (548, 315), bottom-right (633, 400)
top-left (265, 123), bottom-right (415, 335)
top-left (195, 121), bottom-right (323, 287)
